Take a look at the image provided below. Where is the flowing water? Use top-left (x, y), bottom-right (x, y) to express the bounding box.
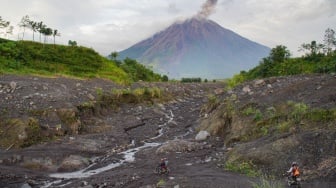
top-left (43, 110), bottom-right (175, 187)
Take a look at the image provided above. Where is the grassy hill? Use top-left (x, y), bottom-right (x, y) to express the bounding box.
top-left (227, 45), bottom-right (336, 88)
top-left (0, 38), bottom-right (163, 84)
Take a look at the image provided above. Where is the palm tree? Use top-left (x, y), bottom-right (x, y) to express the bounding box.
top-left (0, 16), bottom-right (10, 28)
top-left (42, 27), bottom-right (53, 44)
top-left (29, 21), bottom-right (38, 41)
top-left (52, 29), bottom-right (61, 45)
top-left (37, 21), bottom-right (45, 43)
top-left (0, 16), bottom-right (10, 37)
top-left (18, 15), bottom-right (30, 40)
top-left (5, 26), bottom-right (13, 39)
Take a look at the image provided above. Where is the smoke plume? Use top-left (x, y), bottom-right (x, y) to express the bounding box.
top-left (196, 0), bottom-right (218, 19)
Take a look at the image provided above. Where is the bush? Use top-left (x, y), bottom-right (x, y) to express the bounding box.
top-left (225, 161), bottom-right (259, 177)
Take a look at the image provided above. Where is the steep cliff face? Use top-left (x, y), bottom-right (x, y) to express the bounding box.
top-left (118, 18), bottom-right (270, 79)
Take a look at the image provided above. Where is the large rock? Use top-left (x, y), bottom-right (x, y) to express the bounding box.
top-left (195, 131), bottom-right (210, 141)
top-left (156, 139), bottom-right (203, 154)
top-left (58, 155), bottom-right (89, 172)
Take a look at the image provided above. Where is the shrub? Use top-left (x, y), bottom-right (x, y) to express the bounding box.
top-left (225, 161), bottom-right (259, 177)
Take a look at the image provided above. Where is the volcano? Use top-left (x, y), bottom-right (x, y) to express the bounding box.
top-left (118, 18), bottom-right (270, 79)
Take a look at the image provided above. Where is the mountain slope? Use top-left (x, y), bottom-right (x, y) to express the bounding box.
top-left (118, 18), bottom-right (270, 79)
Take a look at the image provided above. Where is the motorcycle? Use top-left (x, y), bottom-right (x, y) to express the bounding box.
top-left (154, 164), bottom-right (170, 175)
top-left (286, 175), bottom-right (301, 188)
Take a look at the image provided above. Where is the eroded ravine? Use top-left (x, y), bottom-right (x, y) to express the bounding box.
top-left (43, 109), bottom-right (176, 187)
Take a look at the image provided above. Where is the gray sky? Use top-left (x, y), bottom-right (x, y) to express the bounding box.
top-left (1, 0), bottom-right (335, 57)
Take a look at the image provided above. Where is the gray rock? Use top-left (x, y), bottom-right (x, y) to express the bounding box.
top-left (87, 93), bottom-right (95, 100)
top-left (10, 81), bottom-right (17, 91)
top-left (58, 155), bottom-right (89, 172)
top-left (253, 79), bottom-right (265, 87)
top-left (195, 131), bottom-right (210, 141)
top-left (242, 85), bottom-right (251, 93)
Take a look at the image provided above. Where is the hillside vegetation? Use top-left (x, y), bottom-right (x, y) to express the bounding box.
top-left (0, 38), bottom-right (164, 83)
top-left (228, 45), bottom-right (336, 88)
top-left (199, 33), bottom-right (336, 182)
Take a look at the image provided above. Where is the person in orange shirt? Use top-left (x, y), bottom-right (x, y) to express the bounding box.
top-left (287, 162), bottom-right (300, 182)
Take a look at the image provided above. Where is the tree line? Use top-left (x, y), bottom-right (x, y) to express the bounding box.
top-left (0, 15), bottom-right (62, 45)
top-left (299, 28), bottom-right (336, 56)
top-left (228, 28), bottom-right (336, 88)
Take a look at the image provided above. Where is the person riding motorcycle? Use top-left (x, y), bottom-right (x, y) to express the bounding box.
top-left (287, 162), bottom-right (300, 182)
top-left (159, 158), bottom-right (168, 172)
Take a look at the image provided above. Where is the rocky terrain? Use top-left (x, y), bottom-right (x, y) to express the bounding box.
top-left (0, 73), bottom-right (335, 188)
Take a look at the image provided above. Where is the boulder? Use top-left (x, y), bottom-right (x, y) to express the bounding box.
top-left (58, 155), bottom-right (89, 172)
top-left (9, 81), bottom-right (17, 92)
top-left (242, 85), bottom-right (251, 93)
top-left (195, 131), bottom-right (210, 141)
top-left (253, 79), bottom-right (265, 87)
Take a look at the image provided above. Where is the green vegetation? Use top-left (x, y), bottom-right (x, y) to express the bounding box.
top-left (0, 117), bottom-right (52, 148)
top-left (225, 160), bottom-right (259, 177)
top-left (252, 178), bottom-right (283, 188)
top-left (227, 28), bottom-right (336, 88)
top-left (156, 179), bottom-right (166, 187)
top-left (238, 101), bottom-right (336, 141)
top-left (1, 15), bottom-right (167, 83)
top-left (119, 57), bottom-right (165, 82)
top-left (200, 94), bottom-right (220, 114)
top-left (0, 38), bottom-right (167, 83)
top-left (0, 39), bottom-right (129, 82)
top-left (181, 77), bottom-right (202, 83)
top-left (101, 87), bottom-right (170, 106)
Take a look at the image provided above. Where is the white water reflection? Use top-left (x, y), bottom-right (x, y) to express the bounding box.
top-left (44, 109), bottom-right (174, 187)
top-left (49, 142), bottom-right (160, 179)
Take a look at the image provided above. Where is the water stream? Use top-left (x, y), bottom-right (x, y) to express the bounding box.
top-left (43, 110), bottom-right (175, 187)
top-left (49, 142), bottom-right (161, 179)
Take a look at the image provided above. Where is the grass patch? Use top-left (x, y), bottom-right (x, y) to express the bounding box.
top-left (252, 177), bottom-right (283, 188)
top-left (223, 100), bottom-right (336, 142)
top-left (225, 161), bottom-right (259, 177)
top-left (156, 179), bottom-right (166, 187)
top-left (201, 94), bottom-right (221, 114)
top-left (102, 87), bottom-right (169, 105)
top-left (0, 117), bottom-right (53, 148)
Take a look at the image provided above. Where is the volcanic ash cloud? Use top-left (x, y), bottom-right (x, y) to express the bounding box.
top-left (196, 0), bottom-right (218, 19)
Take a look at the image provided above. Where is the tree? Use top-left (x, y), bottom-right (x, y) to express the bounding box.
top-left (43, 27), bottom-right (53, 43)
top-left (52, 29), bottom-right (61, 45)
top-left (5, 26), bottom-right (13, 39)
top-left (29, 21), bottom-right (38, 41)
top-left (18, 15), bottom-right (30, 40)
top-left (162, 75), bottom-right (169, 82)
top-left (0, 16), bottom-right (10, 28)
top-left (0, 16), bottom-right (10, 37)
top-left (323, 28), bottom-right (336, 54)
top-left (37, 21), bottom-right (45, 42)
top-left (109, 51), bottom-right (118, 61)
top-left (299, 41), bottom-right (324, 56)
top-left (68, 40), bottom-right (77, 47)
top-left (269, 45), bottom-right (291, 63)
